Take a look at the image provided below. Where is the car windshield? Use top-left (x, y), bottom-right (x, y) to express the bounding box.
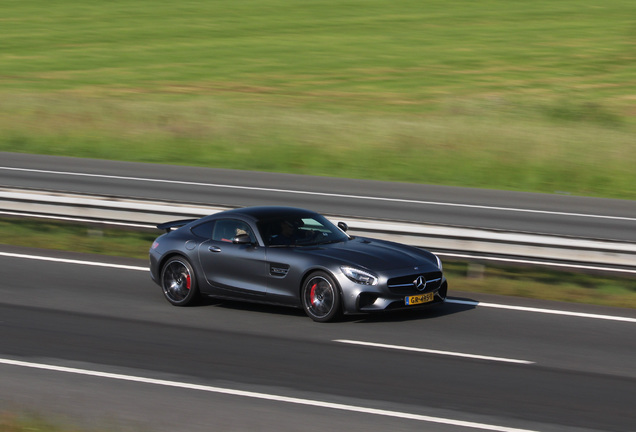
top-left (259, 214), bottom-right (349, 247)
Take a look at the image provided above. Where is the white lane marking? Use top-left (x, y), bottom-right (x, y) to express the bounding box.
top-left (334, 340), bottom-right (534, 364)
top-left (436, 252), bottom-right (636, 275)
top-left (0, 358), bottom-right (538, 432)
top-left (0, 252), bottom-right (147, 271)
top-left (1, 166), bottom-right (634, 222)
top-left (447, 299), bottom-right (636, 323)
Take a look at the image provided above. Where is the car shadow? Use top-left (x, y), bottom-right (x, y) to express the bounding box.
top-left (197, 296), bottom-right (306, 318)
top-left (344, 297), bottom-right (478, 323)
top-left (196, 295), bottom-right (478, 323)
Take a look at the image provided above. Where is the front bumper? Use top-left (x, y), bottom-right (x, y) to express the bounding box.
top-left (354, 280), bottom-right (447, 313)
top-left (335, 269), bottom-right (448, 315)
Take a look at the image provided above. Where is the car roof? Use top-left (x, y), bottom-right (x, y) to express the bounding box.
top-left (216, 206), bottom-right (318, 222)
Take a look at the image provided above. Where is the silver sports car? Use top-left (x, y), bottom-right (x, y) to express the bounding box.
top-left (149, 206), bottom-right (447, 322)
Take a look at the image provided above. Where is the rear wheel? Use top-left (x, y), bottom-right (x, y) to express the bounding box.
top-left (161, 257), bottom-right (199, 306)
top-left (301, 272), bottom-right (341, 322)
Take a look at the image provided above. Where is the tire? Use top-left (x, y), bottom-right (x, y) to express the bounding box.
top-left (161, 257), bottom-right (199, 306)
top-left (301, 271), bottom-right (341, 322)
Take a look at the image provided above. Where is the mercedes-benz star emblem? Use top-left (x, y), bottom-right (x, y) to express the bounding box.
top-left (413, 275), bottom-right (427, 291)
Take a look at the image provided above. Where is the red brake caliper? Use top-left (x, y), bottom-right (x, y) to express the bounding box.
top-left (186, 274), bottom-right (191, 290)
top-left (310, 283), bottom-right (318, 305)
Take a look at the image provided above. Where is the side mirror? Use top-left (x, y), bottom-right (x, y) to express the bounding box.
top-left (337, 222), bottom-right (348, 232)
top-left (233, 234), bottom-right (253, 245)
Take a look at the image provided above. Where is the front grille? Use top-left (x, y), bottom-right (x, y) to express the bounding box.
top-left (387, 271), bottom-right (443, 295)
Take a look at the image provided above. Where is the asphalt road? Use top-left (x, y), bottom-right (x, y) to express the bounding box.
top-left (1, 246), bottom-right (635, 432)
top-left (1, 152), bottom-right (636, 242)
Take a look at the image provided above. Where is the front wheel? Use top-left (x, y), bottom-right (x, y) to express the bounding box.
top-left (301, 272), bottom-right (341, 322)
top-left (161, 257), bottom-right (199, 306)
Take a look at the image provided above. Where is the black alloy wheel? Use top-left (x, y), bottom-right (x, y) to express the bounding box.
top-left (161, 257), bottom-right (199, 306)
top-left (302, 271), bottom-right (341, 322)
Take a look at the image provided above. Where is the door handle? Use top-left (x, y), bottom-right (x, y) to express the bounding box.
top-left (209, 246), bottom-right (222, 253)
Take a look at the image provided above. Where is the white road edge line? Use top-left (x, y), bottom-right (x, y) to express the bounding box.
top-left (0, 252), bottom-right (147, 271)
top-left (334, 340), bottom-right (534, 364)
top-left (446, 299), bottom-right (636, 323)
top-left (2, 166), bottom-right (634, 222)
top-left (1, 251), bottom-right (634, 323)
top-left (0, 357), bottom-right (538, 432)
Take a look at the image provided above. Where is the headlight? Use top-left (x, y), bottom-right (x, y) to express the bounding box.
top-left (434, 254), bottom-right (443, 271)
top-left (341, 266), bottom-right (378, 285)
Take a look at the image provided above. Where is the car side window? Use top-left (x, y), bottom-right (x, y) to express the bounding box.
top-left (212, 219), bottom-right (255, 243)
top-left (191, 221), bottom-right (215, 239)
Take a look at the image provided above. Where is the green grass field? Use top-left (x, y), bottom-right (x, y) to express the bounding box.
top-left (1, 0), bottom-right (635, 198)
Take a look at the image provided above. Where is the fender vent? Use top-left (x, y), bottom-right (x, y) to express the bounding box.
top-left (269, 263), bottom-right (290, 277)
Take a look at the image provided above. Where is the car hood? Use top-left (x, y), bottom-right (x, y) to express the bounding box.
top-left (300, 237), bottom-right (439, 272)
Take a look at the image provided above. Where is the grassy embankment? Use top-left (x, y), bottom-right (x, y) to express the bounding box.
top-left (1, 0), bottom-right (635, 198)
top-left (0, 1), bottom-right (634, 307)
top-left (1, 413), bottom-right (75, 432)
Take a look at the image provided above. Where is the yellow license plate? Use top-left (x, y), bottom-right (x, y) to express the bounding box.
top-left (405, 292), bottom-right (435, 305)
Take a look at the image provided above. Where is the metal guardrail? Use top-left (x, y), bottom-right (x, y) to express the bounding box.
top-left (1, 187), bottom-right (635, 273)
